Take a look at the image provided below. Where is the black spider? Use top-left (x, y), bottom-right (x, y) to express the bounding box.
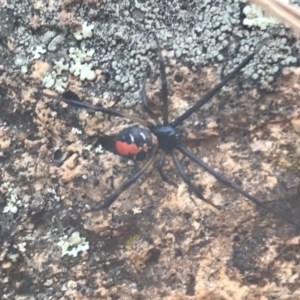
top-left (44, 37), bottom-right (299, 229)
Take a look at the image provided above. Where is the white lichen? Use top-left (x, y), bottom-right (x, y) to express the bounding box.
top-left (57, 232), bottom-right (89, 257)
top-left (69, 46), bottom-right (96, 81)
top-left (17, 242), bottom-right (27, 253)
top-left (2, 182), bottom-right (22, 214)
top-left (73, 22), bottom-right (94, 40)
top-left (69, 60), bottom-right (96, 81)
top-left (54, 58), bottom-right (69, 75)
top-left (53, 77), bottom-right (68, 93)
top-left (43, 45), bottom-right (95, 93)
top-left (14, 55), bottom-right (29, 74)
top-left (46, 187), bottom-right (61, 202)
top-left (132, 205), bottom-right (142, 214)
top-left (31, 45), bottom-right (47, 59)
top-left (42, 72), bottom-right (56, 89)
top-left (21, 65), bottom-right (28, 74)
top-left (7, 253), bottom-right (20, 263)
top-left (84, 144), bottom-right (93, 151)
top-left (3, 201), bottom-right (18, 214)
top-left (44, 279), bottom-right (53, 286)
top-left (127, 159), bottom-right (135, 166)
top-left (95, 145), bottom-right (104, 154)
top-left (95, 106), bottom-right (105, 120)
top-left (42, 71), bottom-right (68, 93)
top-left (71, 127), bottom-right (82, 135)
top-left (15, 55), bottom-right (28, 67)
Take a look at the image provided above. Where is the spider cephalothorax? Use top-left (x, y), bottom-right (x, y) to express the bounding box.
top-left (151, 125), bottom-right (178, 151)
top-left (44, 36), bottom-right (299, 230)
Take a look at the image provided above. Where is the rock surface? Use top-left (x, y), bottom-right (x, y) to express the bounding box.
top-left (1, 0), bottom-right (300, 299)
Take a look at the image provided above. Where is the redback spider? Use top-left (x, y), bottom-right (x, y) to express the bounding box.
top-left (44, 36), bottom-right (299, 229)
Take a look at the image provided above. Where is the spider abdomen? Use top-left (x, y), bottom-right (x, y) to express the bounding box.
top-left (115, 126), bottom-right (158, 161)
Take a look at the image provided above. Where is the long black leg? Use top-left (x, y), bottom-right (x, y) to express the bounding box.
top-left (171, 151), bottom-right (220, 210)
top-left (171, 41), bottom-right (267, 128)
top-left (42, 92), bottom-right (150, 127)
top-left (178, 146), bottom-right (300, 229)
top-left (155, 37), bottom-right (169, 125)
top-left (140, 70), bottom-right (160, 124)
top-left (92, 147), bottom-right (158, 210)
top-left (157, 152), bottom-right (177, 186)
top-left (157, 152), bottom-right (168, 182)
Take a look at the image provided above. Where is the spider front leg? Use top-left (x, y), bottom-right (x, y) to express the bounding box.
top-left (42, 91), bottom-right (149, 127)
top-left (155, 36), bottom-right (169, 125)
top-left (177, 146), bottom-right (300, 229)
top-left (140, 70), bottom-right (160, 124)
top-left (171, 39), bottom-right (269, 128)
top-left (171, 151), bottom-right (220, 210)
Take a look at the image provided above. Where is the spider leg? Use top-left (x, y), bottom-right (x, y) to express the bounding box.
top-left (140, 70), bottom-right (160, 124)
top-left (154, 36), bottom-right (169, 125)
top-left (92, 146), bottom-right (158, 210)
top-left (42, 92), bottom-right (150, 127)
top-left (177, 146), bottom-right (300, 229)
top-left (171, 40), bottom-right (268, 128)
top-left (157, 152), bottom-right (177, 186)
top-left (171, 151), bottom-right (220, 210)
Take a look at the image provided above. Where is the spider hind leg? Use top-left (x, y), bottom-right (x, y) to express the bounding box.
top-left (157, 152), bottom-right (177, 187)
top-left (91, 146), bottom-right (159, 210)
top-left (171, 151), bottom-right (221, 210)
top-left (177, 146), bottom-right (300, 230)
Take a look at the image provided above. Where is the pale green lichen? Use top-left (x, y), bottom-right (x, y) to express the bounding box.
top-left (42, 43), bottom-right (96, 93)
top-left (57, 232), bottom-right (89, 257)
top-left (2, 182), bottom-right (22, 214)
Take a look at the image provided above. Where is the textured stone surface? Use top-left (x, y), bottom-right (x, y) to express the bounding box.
top-left (1, 0), bottom-right (300, 299)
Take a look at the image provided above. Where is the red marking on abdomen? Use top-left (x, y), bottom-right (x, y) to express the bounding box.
top-left (142, 143), bottom-right (150, 152)
top-left (115, 141), bottom-right (140, 156)
top-left (151, 133), bottom-right (158, 145)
